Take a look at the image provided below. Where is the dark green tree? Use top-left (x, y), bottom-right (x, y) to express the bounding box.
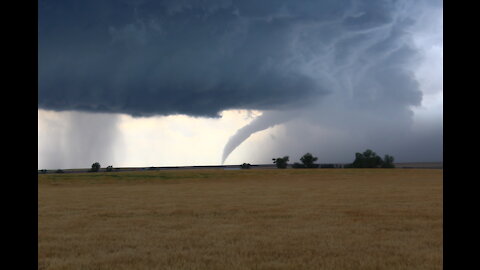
top-left (90, 162), bottom-right (101, 172)
top-left (272, 156), bottom-right (289, 169)
top-left (351, 149), bottom-right (385, 168)
top-left (106, 165), bottom-right (113, 172)
top-left (381, 155), bottom-right (395, 168)
top-left (300, 153), bottom-right (319, 168)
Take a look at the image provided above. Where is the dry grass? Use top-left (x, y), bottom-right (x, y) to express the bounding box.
top-left (38, 169), bottom-right (442, 270)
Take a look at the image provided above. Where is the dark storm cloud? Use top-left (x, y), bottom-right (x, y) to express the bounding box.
top-left (40, 0), bottom-right (319, 116)
top-left (39, 0), bottom-right (422, 118)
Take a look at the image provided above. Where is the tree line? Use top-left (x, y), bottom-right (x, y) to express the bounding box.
top-left (267, 149), bottom-right (395, 169)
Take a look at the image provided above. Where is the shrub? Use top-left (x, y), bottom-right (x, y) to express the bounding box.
top-left (106, 165), bottom-right (113, 172)
top-left (320, 164), bottom-right (335, 168)
top-left (55, 169), bottom-right (64, 173)
top-left (240, 163), bottom-right (251, 169)
top-left (292, 162), bottom-right (305, 168)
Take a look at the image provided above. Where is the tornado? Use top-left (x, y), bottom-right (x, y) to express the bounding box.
top-left (221, 110), bottom-right (293, 164)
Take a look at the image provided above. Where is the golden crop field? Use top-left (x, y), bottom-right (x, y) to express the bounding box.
top-left (38, 169), bottom-right (442, 270)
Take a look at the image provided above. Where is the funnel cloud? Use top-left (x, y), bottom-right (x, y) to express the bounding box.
top-left (222, 110), bottom-right (294, 164)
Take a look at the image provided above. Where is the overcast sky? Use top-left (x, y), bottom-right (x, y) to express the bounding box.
top-left (38, 0), bottom-right (442, 169)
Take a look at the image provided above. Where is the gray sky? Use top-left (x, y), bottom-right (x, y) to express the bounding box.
top-left (38, 0), bottom-right (442, 169)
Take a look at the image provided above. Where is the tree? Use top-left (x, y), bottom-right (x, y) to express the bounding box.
top-left (106, 165), bottom-right (113, 172)
top-left (272, 156), bottom-right (289, 169)
top-left (350, 149), bottom-right (385, 168)
top-left (90, 162), bottom-right (101, 172)
top-left (381, 155), bottom-right (395, 168)
top-left (300, 153), bottom-right (319, 168)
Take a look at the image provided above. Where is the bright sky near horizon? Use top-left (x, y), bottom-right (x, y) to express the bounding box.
top-left (38, 109), bottom-right (264, 169)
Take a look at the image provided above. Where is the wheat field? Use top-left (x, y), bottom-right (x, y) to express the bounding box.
top-left (38, 169), bottom-right (442, 270)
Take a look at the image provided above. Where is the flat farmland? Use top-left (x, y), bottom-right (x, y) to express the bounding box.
top-left (38, 169), bottom-right (443, 270)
